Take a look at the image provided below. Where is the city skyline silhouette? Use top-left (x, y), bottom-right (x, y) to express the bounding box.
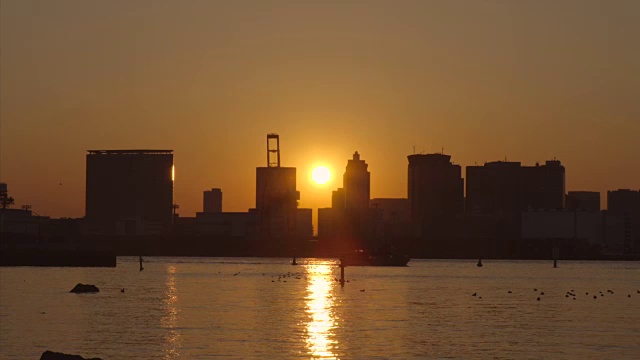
top-left (2, 135), bottom-right (638, 261)
top-left (1, 2), bottom-right (639, 358)
top-left (1, 0), bottom-right (639, 220)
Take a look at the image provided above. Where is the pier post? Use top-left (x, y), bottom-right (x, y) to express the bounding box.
top-left (340, 262), bottom-right (345, 287)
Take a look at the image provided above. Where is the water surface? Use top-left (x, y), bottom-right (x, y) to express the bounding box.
top-left (1, 258), bottom-right (639, 359)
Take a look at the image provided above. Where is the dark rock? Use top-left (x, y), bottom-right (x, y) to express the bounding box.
top-left (69, 284), bottom-right (100, 293)
top-left (40, 350), bottom-right (101, 360)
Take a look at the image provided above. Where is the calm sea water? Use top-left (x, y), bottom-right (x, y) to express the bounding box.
top-left (1, 258), bottom-right (639, 359)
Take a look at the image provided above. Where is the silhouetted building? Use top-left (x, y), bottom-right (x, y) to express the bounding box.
top-left (370, 198), bottom-right (410, 224)
top-left (522, 209), bottom-right (602, 242)
top-left (521, 208), bottom-right (639, 257)
top-left (85, 150), bottom-right (173, 234)
top-left (607, 189), bottom-right (640, 214)
top-left (407, 153), bottom-right (464, 222)
top-left (607, 189), bottom-right (640, 254)
top-left (196, 211), bottom-right (256, 238)
top-left (566, 191), bottom-right (600, 211)
top-left (343, 151), bottom-right (370, 210)
top-left (256, 167), bottom-right (299, 212)
top-left (332, 188), bottom-right (345, 209)
top-left (255, 165), bottom-right (300, 248)
top-left (522, 160), bottom-right (565, 210)
top-left (318, 208), bottom-right (335, 241)
top-left (203, 188), bottom-right (222, 213)
top-left (254, 134), bottom-right (301, 254)
top-left (370, 198), bottom-right (412, 243)
top-left (319, 152), bottom-right (375, 254)
top-left (296, 208), bottom-right (314, 240)
top-left (317, 206), bottom-right (382, 255)
top-left (0, 208), bottom-right (49, 237)
top-left (466, 160), bottom-right (565, 214)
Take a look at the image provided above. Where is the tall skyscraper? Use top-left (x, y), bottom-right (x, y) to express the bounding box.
top-left (407, 153), bottom-right (464, 222)
top-left (85, 150), bottom-right (173, 232)
top-left (203, 188), bottom-right (222, 213)
top-left (319, 152), bottom-right (372, 254)
top-left (466, 160), bottom-right (565, 214)
top-left (343, 151), bottom-right (370, 210)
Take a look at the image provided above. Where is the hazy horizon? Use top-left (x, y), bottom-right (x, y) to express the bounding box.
top-left (1, 0), bottom-right (639, 219)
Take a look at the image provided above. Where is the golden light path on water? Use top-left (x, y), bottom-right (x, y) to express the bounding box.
top-left (162, 265), bottom-right (181, 359)
top-left (304, 262), bottom-right (339, 359)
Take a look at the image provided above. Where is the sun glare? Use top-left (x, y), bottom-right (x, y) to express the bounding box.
top-left (311, 166), bottom-right (331, 185)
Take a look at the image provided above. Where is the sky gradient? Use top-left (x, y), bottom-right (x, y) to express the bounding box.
top-left (1, 0), bottom-right (639, 219)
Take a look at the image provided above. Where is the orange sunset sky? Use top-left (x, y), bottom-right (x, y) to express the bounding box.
top-left (1, 0), bottom-right (639, 221)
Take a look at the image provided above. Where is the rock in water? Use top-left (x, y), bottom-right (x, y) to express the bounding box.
top-left (69, 284), bottom-right (100, 293)
top-left (40, 350), bottom-right (101, 360)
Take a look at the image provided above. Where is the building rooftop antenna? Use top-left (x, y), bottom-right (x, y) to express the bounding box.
top-left (267, 134), bottom-right (281, 168)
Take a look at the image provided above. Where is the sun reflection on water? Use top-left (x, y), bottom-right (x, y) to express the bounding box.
top-left (162, 265), bottom-right (181, 359)
top-left (305, 262), bottom-right (338, 359)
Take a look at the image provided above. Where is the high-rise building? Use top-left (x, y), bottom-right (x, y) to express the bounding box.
top-left (254, 134), bottom-right (300, 252)
top-left (370, 198), bottom-right (410, 224)
top-left (203, 188), bottom-right (222, 213)
top-left (607, 189), bottom-right (640, 254)
top-left (407, 153), bottom-right (464, 221)
top-left (343, 151), bottom-right (370, 210)
top-left (521, 160), bottom-right (566, 210)
top-left (370, 198), bottom-right (412, 240)
top-left (85, 150), bottom-right (173, 232)
top-left (566, 191), bottom-right (600, 211)
top-left (607, 189), bottom-right (640, 214)
top-left (466, 160), bottom-right (565, 214)
top-left (255, 167), bottom-right (299, 211)
top-left (255, 134), bottom-right (299, 212)
top-left (466, 161), bottom-right (520, 214)
top-left (332, 188), bottom-right (345, 209)
top-left (318, 152), bottom-right (372, 254)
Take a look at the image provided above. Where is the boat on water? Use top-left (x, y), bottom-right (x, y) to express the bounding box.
top-left (339, 249), bottom-right (410, 267)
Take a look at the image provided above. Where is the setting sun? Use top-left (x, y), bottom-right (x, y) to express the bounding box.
top-left (311, 166), bottom-right (331, 185)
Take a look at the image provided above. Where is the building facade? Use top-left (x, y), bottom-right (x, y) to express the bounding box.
top-left (566, 191), bottom-right (600, 211)
top-left (607, 189), bottom-right (640, 214)
top-left (466, 160), bottom-right (565, 214)
top-left (85, 150), bottom-right (174, 234)
top-left (407, 153), bottom-right (464, 221)
top-left (255, 167), bottom-right (299, 212)
top-left (343, 151), bottom-right (370, 210)
top-left (203, 188), bottom-right (223, 213)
